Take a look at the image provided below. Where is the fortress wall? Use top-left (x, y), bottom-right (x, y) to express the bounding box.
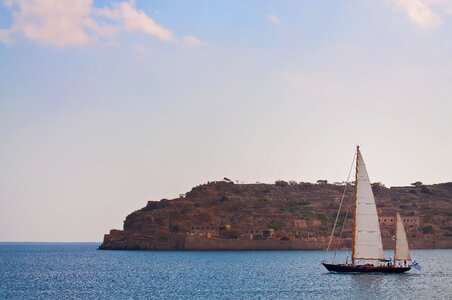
top-left (184, 237), bottom-right (327, 250)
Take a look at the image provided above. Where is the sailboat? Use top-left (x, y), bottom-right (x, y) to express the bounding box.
top-left (321, 146), bottom-right (412, 273)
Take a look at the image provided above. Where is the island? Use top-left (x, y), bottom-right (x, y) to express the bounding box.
top-left (99, 180), bottom-right (452, 250)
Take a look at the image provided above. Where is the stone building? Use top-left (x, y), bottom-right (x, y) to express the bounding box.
top-left (189, 224), bottom-right (218, 235)
top-left (379, 216), bottom-right (420, 226)
top-left (241, 228), bottom-right (275, 239)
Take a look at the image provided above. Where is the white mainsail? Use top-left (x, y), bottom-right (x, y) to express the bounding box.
top-left (395, 211), bottom-right (411, 261)
top-left (353, 149), bottom-right (385, 260)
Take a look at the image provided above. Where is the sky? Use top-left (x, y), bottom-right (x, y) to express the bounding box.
top-left (1, 0), bottom-right (451, 242)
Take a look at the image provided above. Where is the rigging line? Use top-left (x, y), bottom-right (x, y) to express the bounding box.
top-left (327, 152), bottom-right (356, 252)
top-left (336, 208), bottom-right (349, 251)
top-left (332, 199), bottom-right (349, 259)
top-left (333, 197), bottom-right (350, 255)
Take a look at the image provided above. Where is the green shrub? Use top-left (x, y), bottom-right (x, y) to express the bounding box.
top-left (422, 225), bottom-right (434, 234)
top-left (267, 221), bottom-right (284, 230)
top-left (281, 206), bottom-right (295, 212)
top-left (445, 211), bottom-right (452, 217)
top-left (275, 180), bottom-right (289, 187)
top-left (259, 198), bottom-right (270, 205)
top-left (317, 213), bottom-right (333, 224)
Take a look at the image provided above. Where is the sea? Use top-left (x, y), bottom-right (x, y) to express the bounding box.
top-left (0, 243), bottom-right (451, 299)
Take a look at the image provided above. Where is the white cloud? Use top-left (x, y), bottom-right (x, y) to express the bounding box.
top-left (392, 0), bottom-right (442, 29)
top-left (96, 2), bottom-right (174, 41)
top-left (0, 0), bottom-right (199, 47)
top-left (267, 14), bottom-right (280, 25)
top-left (182, 35), bottom-right (202, 47)
top-left (84, 18), bottom-right (119, 40)
top-left (6, 0), bottom-right (92, 47)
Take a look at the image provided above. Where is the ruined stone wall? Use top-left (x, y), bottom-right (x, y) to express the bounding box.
top-left (184, 236), bottom-right (327, 250)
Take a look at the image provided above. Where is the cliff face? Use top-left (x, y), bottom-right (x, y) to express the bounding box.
top-left (99, 181), bottom-right (452, 250)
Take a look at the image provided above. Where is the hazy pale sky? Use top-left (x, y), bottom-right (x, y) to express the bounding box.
top-left (1, 0), bottom-right (451, 242)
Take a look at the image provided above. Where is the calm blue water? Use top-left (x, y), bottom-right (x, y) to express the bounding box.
top-left (0, 244), bottom-right (451, 299)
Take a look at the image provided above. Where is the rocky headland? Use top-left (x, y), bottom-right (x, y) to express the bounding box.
top-left (99, 180), bottom-right (452, 250)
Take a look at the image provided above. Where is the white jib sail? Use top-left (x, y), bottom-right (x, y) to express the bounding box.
top-left (395, 212), bottom-right (411, 260)
top-left (354, 149), bottom-right (385, 260)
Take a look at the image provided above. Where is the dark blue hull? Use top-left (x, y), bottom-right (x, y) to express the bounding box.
top-left (322, 263), bottom-right (411, 273)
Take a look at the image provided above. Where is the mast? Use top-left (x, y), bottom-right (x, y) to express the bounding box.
top-left (394, 209), bottom-right (398, 265)
top-left (351, 145), bottom-right (359, 266)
